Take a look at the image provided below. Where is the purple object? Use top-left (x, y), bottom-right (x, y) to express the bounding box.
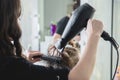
top-left (50, 24), bottom-right (56, 36)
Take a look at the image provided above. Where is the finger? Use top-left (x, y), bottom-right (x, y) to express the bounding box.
top-left (57, 50), bottom-right (61, 57)
top-left (51, 47), bottom-right (57, 56)
top-left (48, 46), bottom-right (55, 55)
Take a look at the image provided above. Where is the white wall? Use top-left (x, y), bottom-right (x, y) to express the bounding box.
top-left (113, 0), bottom-right (120, 79)
top-left (20, 0), bottom-right (40, 51)
top-left (81, 0), bottom-right (112, 80)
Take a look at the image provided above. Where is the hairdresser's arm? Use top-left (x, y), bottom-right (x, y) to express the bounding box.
top-left (68, 19), bottom-right (103, 80)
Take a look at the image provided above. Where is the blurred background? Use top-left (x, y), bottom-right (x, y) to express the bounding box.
top-left (19, 0), bottom-right (120, 80)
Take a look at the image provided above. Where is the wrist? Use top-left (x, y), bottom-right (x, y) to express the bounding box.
top-left (88, 33), bottom-right (101, 40)
top-left (87, 35), bottom-right (101, 44)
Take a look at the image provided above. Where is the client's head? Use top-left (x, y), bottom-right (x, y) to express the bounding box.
top-left (47, 40), bottom-right (80, 69)
top-left (61, 40), bottom-right (80, 69)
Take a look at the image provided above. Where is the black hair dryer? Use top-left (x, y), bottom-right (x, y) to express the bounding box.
top-left (55, 3), bottom-right (95, 53)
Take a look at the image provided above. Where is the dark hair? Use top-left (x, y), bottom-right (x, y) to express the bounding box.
top-left (73, 0), bottom-right (81, 10)
top-left (0, 0), bottom-right (22, 57)
top-left (56, 16), bottom-right (70, 35)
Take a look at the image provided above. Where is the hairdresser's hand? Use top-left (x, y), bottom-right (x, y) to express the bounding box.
top-left (27, 51), bottom-right (43, 63)
top-left (48, 44), bottom-right (61, 57)
top-left (86, 19), bottom-right (104, 38)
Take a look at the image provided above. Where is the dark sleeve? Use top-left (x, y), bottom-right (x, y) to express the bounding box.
top-left (10, 58), bottom-right (70, 80)
top-left (56, 16), bottom-right (70, 35)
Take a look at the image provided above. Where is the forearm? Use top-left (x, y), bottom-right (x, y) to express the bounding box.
top-left (68, 35), bottom-right (100, 80)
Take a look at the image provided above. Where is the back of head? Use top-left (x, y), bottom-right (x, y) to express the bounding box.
top-left (47, 40), bottom-right (80, 69)
top-left (62, 41), bottom-right (80, 69)
top-left (0, 0), bottom-right (22, 56)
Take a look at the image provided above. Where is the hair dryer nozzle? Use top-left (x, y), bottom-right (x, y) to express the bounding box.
top-left (55, 3), bottom-right (95, 53)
